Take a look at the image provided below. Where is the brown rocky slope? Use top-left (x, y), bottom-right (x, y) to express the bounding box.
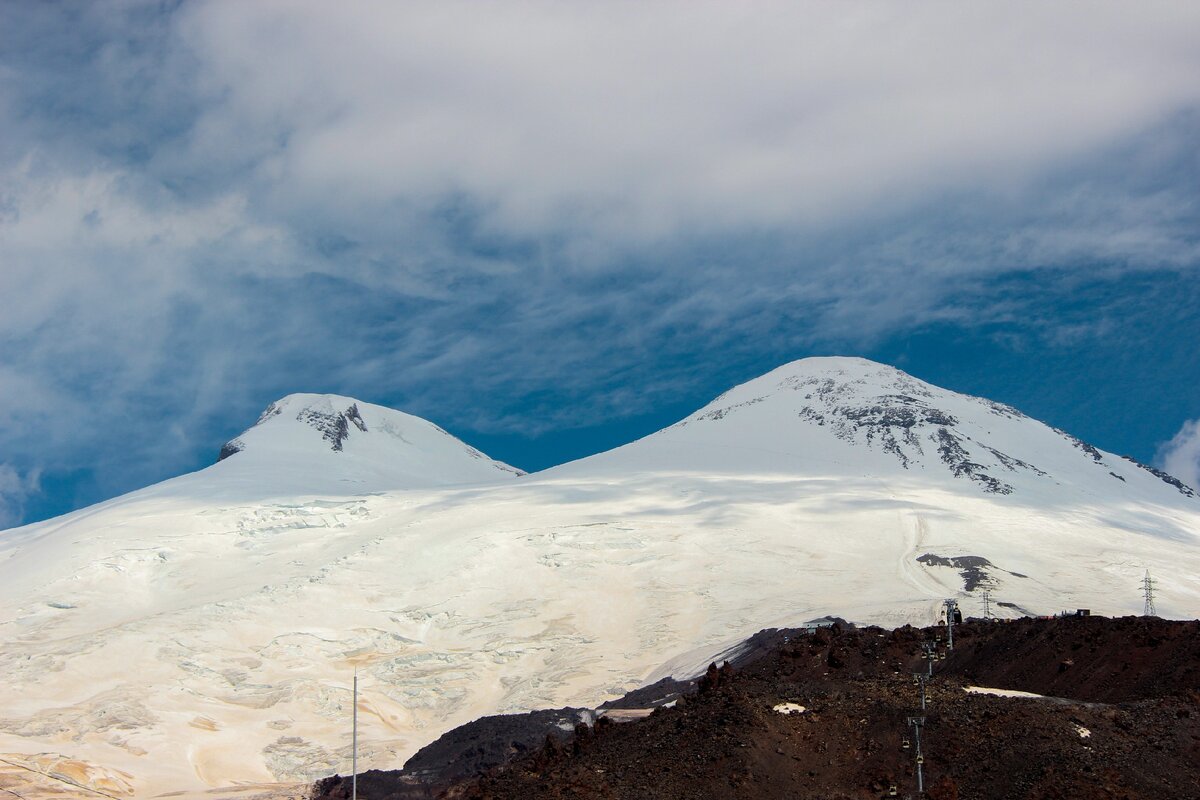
top-left (315, 616), bottom-right (1200, 800)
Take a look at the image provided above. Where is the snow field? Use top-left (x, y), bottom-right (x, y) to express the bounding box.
top-left (0, 358), bottom-right (1197, 797)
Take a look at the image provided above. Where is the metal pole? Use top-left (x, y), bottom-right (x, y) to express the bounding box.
top-left (915, 720), bottom-right (923, 794)
top-left (908, 716), bottom-right (925, 795)
top-left (944, 599), bottom-right (955, 651)
top-left (352, 668), bottom-right (358, 800)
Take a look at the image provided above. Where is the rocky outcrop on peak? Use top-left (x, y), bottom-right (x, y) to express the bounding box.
top-left (677, 365), bottom-right (1062, 495)
top-left (297, 402), bottom-right (368, 452)
top-left (657, 360), bottom-right (1200, 504)
top-left (934, 428), bottom-right (1014, 495)
top-left (258, 401), bottom-right (285, 425)
top-left (1055, 428), bottom-right (1105, 463)
top-left (217, 437), bottom-right (245, 461)
top-left (1122, 455), bottom-right (1196, 498)
top-left (216, 400), bottom-right (373, 462)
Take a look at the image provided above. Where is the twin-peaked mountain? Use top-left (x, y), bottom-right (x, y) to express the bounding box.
top-left (0, 357), bottom-right (1196, 799)
top-left (212, 360), bottom-right (1190, 505)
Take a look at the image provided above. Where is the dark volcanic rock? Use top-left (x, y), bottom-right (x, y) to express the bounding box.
top-left (936, 428), bottom-right (1014, 495)
top-left (449, 617), bottom-right (1200, 800)
top-left (217, 438), bottom-right (244, 461)
top-left (311, 708), bottom-right (592, 800)
top-left (298, 402), bottom-right (369, 452)
top-left (918, 553), bottom-right (996, 592)
top-left (1121, 455), bottom-right (1197, 498)
top-left (915, 554), bottom-right (1029, 592)
top-left (1054, 427), bottom-right (1105, 463)
top-left (404, 708), bottom-right (593, 785)
top-left (310, 618), bottom-right (1200, 800)
top-left (598, 677), bottom-right (691, 711)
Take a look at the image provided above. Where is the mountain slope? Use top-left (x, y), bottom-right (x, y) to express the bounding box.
top-left (0, 360), bottom-right (1197, 799)
top-left (552, 356), bottom-right (1194, 506)
top-left (211, 392), bottom-right (524, 495)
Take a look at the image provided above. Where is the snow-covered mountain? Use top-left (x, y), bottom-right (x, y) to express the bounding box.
top-left (553, 357), bottom-right (1195, 504)
top-left (1, 359), bottom-right (1197, 799)
top-left (213, 392), bottom-right (524, 493)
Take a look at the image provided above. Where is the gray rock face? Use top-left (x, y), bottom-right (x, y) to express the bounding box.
top-left (678, 363), bottom-right (1200, 501)
top-left (296, 402), bottom-right (368, 452)
top-left (1121, 455), bottom-right (1197, 497)
top-left (216, 401), bottom-right (372, 463)
top-left (935, 428), bottom-right (1014, 495)
top-left (217, 438), bottom-right (245, 461)
top-left (783, 374), bottom-right (1032, 493)
top-left (916, 553), bottom-right (1029, 592)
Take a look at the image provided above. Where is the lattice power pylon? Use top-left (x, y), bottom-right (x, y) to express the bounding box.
top-left (1143, 570), bottom-right (1157, 617)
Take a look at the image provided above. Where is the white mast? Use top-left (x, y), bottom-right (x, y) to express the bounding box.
top-left (352, 667), bottom-right (358, 800)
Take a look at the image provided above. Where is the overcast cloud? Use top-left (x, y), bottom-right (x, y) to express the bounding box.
top-left (2, 1), bottom-right (1199, 525)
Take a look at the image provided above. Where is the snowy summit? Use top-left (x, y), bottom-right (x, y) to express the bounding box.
top-left (211, 393), bottom-right (523, 494)
top-left (562, 357), bottom-right (1195, 505)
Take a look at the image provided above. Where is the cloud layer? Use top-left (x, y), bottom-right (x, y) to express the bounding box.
top-left (1159, 420), bottom-right (1200, 492)
top-left (2, 1), bottom-right (1200, 525)
top-left (173, 1), bottom-right (1200, 240)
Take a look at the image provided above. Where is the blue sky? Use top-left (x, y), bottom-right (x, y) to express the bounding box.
top-left (2, 1), bottom-right (1200, 528)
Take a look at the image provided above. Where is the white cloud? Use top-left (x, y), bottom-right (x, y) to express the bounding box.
top-left (0, 465), bottom-right (40, 530)
top-left (1158, 419), bottom-right (1200, 491)
top-left (169, 1), bottom-right (1200, 244)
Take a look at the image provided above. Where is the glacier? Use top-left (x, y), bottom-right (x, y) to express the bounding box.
top-left (0, 357), bottom-right (1197, 798)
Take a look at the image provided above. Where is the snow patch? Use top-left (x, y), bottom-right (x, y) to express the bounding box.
top-left (964, 686), bottom-right (1046, 699)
